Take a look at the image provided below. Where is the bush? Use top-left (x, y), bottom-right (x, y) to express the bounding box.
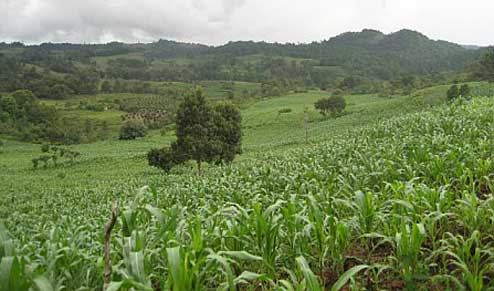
top-left (32, 144), bottom-right (80, 169)
top-left (459, 84), bottom-right (471, 98)
top-left (447, 84), bottom-right (471, 102)
top-left (314, 95), bottom-right (346, 116)
top-left (278, 108), bottom-right (292, 114)
top-left (332, 89), bottom-right (344, 97)
top-left (147, 147), bottom-right (187, 173)
top-left (446, 85), bottom-right (459, 101)
top-left (119, 120), bottom-right (148, 140)
top-left (147, 148), bottom-right (177, 172)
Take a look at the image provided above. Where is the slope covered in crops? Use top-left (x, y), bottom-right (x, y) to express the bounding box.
top-left (2, 97), bottom-right (494, 290)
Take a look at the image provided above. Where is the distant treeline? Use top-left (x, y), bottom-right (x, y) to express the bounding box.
top-left (1, 29), bottom-right (492, 101)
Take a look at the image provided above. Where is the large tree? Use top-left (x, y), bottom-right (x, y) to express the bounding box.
top-left (211, 103), bottom-right (242, 163)
top-left (148, 87), bottom-right (242, 174)
top-left (173, 87), bottom-right (214, 174)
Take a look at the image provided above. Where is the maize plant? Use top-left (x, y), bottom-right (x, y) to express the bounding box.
top-left (1, 97), bottom-right (494, 289)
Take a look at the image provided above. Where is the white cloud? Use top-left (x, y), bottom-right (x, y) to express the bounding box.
top-left (1, 0), bottom-right (493, 45)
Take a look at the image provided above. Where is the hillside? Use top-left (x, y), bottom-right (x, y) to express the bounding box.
top-left (3, 28), bottom-right (491, 147)
top-left (1, 93), bottom-right (494, 289)
top-left (0, 29), bottom-right (485, 92)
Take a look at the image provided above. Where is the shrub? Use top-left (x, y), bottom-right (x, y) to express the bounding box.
top-left (147, 148), bottom-right (180, 173)
top-left (119, 120), bottom-right (148, 140)
top-left (32, 144), bottom-right (80, 169)
top-left (446, 85), bottom-right (459, 101)
top-left (226, 90), bottom-right (234, 99)
top-left (278, 108), bottom-right (292, 114)
top-left (459, 84), bottom-right (471, 98)
top-left (332, 89), bottom-right (344, 97)
top-left (314, 95), bottom-right (346, 116)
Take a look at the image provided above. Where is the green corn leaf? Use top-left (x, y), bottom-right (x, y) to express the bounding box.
top-left (166, 246), bottom-right (189, 291)
top-left (233, 271), bottom-right (269, 286)
top-left (220, 251), bottom-right (262, 261)
top-left (144, 205), bottom-right (165, 222)
top-left (295, 256), bottom-right (322, 291)
top-left (106, 279), bottom-right (154, 291)
top-left (331, 264), bottom-right (369, 291)
top-left (129, 251), bottom-right (148, 284)
top-left (33, 276), bottom-right (54, 291)
top-left (0, 257), bottom-right (14, 290)
top-left (105, 281), bottom-right (123, 291)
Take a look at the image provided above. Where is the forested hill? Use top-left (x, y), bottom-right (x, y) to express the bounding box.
top-left (1, 29), bottom-right (484, 74)
top-left (0, 29), bottom-right (490, 98)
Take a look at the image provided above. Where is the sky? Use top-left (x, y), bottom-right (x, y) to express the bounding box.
top-left (1, 0), bottom-right (494, 46)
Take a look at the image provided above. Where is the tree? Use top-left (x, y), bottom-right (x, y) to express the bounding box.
top-left (147, 147), bottom-right (184, 173)
top-left (148, 87), bottom-right (242, 174)
top-left (173, 87), bottom-right (214, 174)
top-left (100, 80), bottom-right (113, 93)
top-left (476, 51), bottom-right (494, 82)
top-left (339, 76), bottom-right (362, 91)
top-left (314, 95), bottom-right (346, 116)
top-left (12, 90), bottom-right (36, 107)
top-left (446, 85), bottom-right (459, 101)
top-left (332, 89), bottom-right (344, 97)
top-left (211, 103), bottom-right (242, 163)
top-left (459, 84), bottom-right (471, 98)
top-left (119, 120), bottom-right (148, 140)
top-left (48, 84), bottom-right (72, 99)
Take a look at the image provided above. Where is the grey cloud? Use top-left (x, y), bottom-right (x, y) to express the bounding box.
top-left (1, 0), bottom-right (493, 45)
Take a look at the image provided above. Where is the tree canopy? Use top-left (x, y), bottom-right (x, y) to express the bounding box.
top-left (148, 87), bottom-right (242, 174)
top-left (314, 95), bottom-right (346, 116)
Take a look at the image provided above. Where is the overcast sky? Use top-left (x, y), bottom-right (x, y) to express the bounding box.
top-left (1, 0), bottom-right (493, 46)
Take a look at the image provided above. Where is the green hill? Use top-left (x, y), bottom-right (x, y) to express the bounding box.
top-left (1, 92), bottom-right (494, 289)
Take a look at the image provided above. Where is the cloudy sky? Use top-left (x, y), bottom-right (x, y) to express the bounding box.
top-left (1, 0), bottom-right (493, 46)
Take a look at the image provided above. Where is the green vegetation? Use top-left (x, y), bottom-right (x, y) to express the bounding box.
top-left (447, 84), bottom-right (472, 101)
top-left (0, 90), bottom-right (109, 144)
top-left (314, 95), bottom-right (346, 116)
top-left (1, 30), bottom-right (493, 146)
top-left (0, 29), bottom-right (488, 103)
top-left (148, 88), bottom-right (242, 174)
top-left (1, 28), bottom-right (494, 290)
top-left (32, 144), bottom-right (81, 169)
top-left (119, 120), bottom-right (148, 140)
top-left (476, 50), bottom-right (494, 81)
top-left (1, 95), bottom-right (494, 289)
top-left (447, 85), bottom-right (460, 101)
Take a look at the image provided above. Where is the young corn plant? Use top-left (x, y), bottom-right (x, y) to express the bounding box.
top-left (354, 191), bottom-right (379, 251)
top-left (0, 223), bottom-right (30, 291)
top-left (392, 222), bottom-right (426, 287)
top-left (252, 202), bottom-right (282, 277)
top-left (165, 246), bottom-right (202, 291)
top-left (207, 251), bottom-right (265, 291)
top-left (441, 231), bottom-right (493, 291)
top-left (325, 216), bottom-right (351, 276)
